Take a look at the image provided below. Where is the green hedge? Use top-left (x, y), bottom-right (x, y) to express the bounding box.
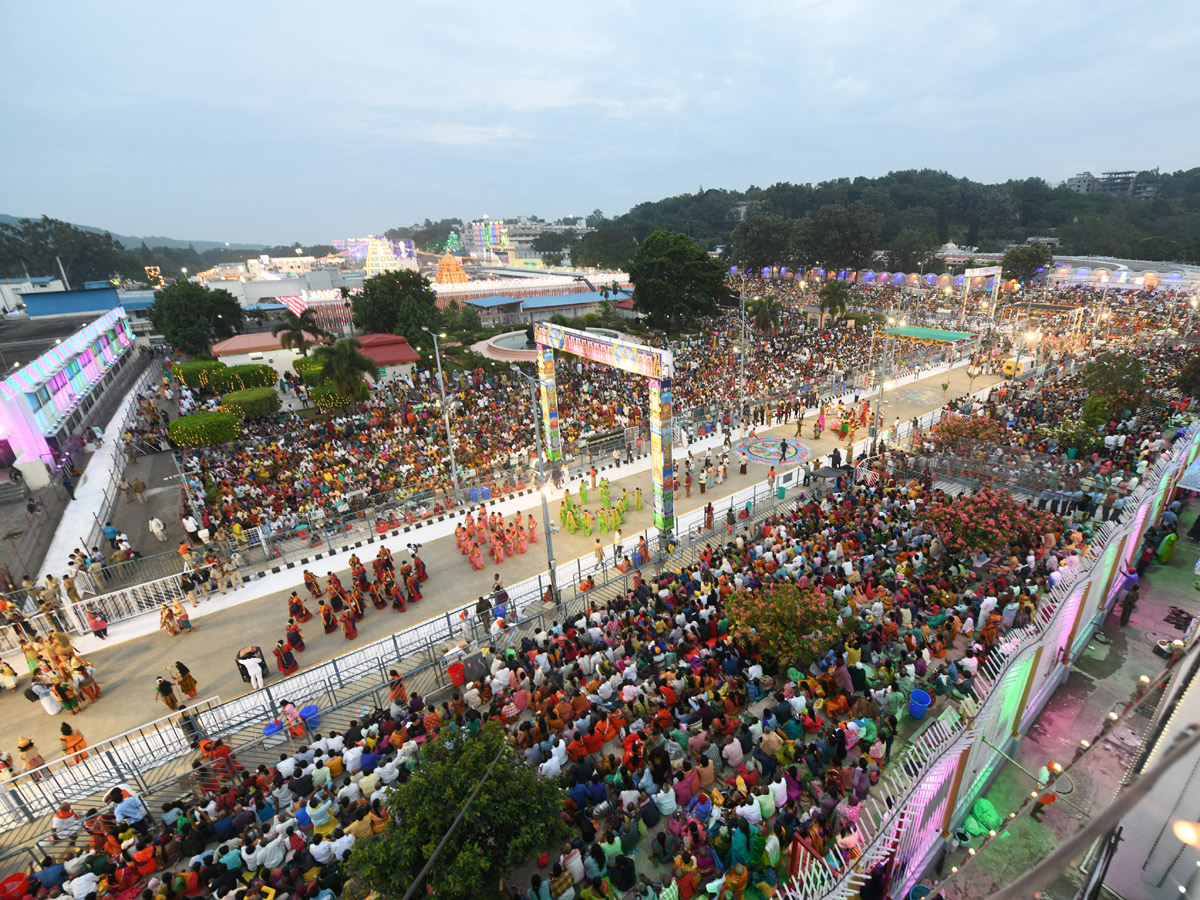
top-left (168, 412), bottom-right (241, 447)
top-left (208, 364), bottom-right (276, 393)
top-left (175, 361), bottom-right (228, 387)
top-left (312, 380), bottom-right (370, 412)
top-left (219, 387), bottom-right (281, 419)
top-left (293, 358), bottom-right (328, 386)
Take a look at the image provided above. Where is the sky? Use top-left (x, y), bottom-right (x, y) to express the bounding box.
top-left (2, 0), bottom-right (1198, 246)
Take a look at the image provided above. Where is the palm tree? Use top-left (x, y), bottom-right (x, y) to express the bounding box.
top-left (747, 294), bottom-right (784, 333)
top-left (312, 338), bottom-right (377, 412)
top-left (272, 309), bottom-right (333, 357)
top-left (817, 281), bottom-right (852, 328)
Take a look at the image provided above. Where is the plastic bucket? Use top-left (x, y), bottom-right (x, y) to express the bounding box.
top-left (448, 662), bottom-right (466, 686)
top-left (469, 488), bottom-right (479, 503)
top-left (300, 704), bottom-right (320, 730)
top-left (263, 720), bottom-right (284, 738)
top-left (908, 887), bottom-right (931, 900)
top-left (481, 485), bottom-right (491, 500)
top-left (776, 485), bottom-right (785, 500)
top-left (908, 689), bottom-right (932, 719)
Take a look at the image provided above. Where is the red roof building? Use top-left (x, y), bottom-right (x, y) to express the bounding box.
top-left (355, 333), bottom-right (421, 368)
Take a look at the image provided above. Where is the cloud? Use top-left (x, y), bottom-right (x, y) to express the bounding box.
top-left (412, 122), bottom-right (517, 146)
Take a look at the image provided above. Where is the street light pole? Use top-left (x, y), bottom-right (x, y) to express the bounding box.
top-left (421, 326), bottom-right (461, 506)
top-left (874, 317), bottom-right (905, 439)
top-left (510, 365), bottom-right (559, 606)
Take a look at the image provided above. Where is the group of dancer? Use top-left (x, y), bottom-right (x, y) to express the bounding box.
top-left (455, 509), bottom-right (540, 570)
top-left (561, 477), bottom-right (641, 536)
top-left (274, 547), bottom-right (428, 676)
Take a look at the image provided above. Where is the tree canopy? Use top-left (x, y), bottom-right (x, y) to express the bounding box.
top-left (148, 281), bottom-right (244, 355)
top-left (1081, 352), bottom-right (1148, 411)
top-left (311, 338), bottom-right (377, 412)
top-left (0, 216), bottom-right (132, 287)
top-left (352, 269), bottom-right (440, 348)
top-left (612, 168), bottom-right (1200, 263)
top-left (818, 280), bottom-right (852, 323)
top-left (626, 231), bottom-right (726, 329)
top-left (344, 723), bottom-right (564, 900)
top-left (571, 226), bottom-right (638, 269)
top-left (1001, 242), bottom-right (1054, 283)
top-left (271, 309), bottom-right (332, 357)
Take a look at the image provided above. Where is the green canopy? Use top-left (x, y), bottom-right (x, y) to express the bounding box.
top-left (885, 326), bottom-right (976, 343)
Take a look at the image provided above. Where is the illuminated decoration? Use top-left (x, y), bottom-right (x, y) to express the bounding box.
top-left (534, 322), bottom-right (674, 536)
top-left (434, 254), bottom-right (469, 284)
top-left (441, 232), bottom-right (463, 254)
top-left (144, 265), bottom-right (163, 287)
top-left (0, 308), bottom-right (135, 467)
top-left (462, 219), bottom-right (510, 262)
top-left (331, 237), bottom-right (416, 276)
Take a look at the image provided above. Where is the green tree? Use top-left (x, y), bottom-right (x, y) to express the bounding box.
top-left (886, 227), bottom-right (933, 273)
top-left (0, 215), bottom-right (129, 287)
top-left (817, 280), bottom-right (852, 325)
top-left (530, 229), bottom-right (576, 256)
top-left (1081, 352), bottom-right (1147, 410)
top-left (572, 227), bottom-right (638, 269)
top-left (730, 215), bottom-right (793, 270)
top-left (352, 269), bottom-right (439, 348)
top-left (1178, 356), bottom-right (1200, 398)
top-left (812, 202), bottom-right (882, 271)
top-left (270, 309), bottom-right (332, 357)
top-left (344, 723), bottom-right (564, 900)
top-left (148, 281), bottom-right (244, 355)
top-left (1001, 242), bottom-right (1053, 283)
top-left (626, 231), bottom-right (726, 330)
top-left (746, 294), bottom-right (784, 332)
top-left (310, 338), bottom-right (377, 413)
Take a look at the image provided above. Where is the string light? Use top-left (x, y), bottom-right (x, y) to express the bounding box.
top-left (1079, 740), bottom-right (1090, 749)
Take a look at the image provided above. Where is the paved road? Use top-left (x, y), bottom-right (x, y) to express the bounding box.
top-left (0, 365), bottom-right (1004, 766)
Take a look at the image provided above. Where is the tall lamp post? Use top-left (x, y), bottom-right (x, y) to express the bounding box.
top-left (738, 294), bottom-right (755, 431)
top-left (510, 365), bottom-right (559, 606)
top-left (421, 326), bottom-right (461, 505)
top-left (873, 316), bottom-right (905, 438)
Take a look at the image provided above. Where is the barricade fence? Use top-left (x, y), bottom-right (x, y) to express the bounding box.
top-left (779, 421), bottom-right (1200, 900)
top-left (0, 474), bottom-right (797, 835)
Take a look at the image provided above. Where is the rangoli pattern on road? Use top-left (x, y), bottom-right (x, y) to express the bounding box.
top-left (735, 437), bottom-right (812, 467)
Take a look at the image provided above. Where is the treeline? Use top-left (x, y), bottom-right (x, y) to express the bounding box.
top-left (610, 168), bottom-right (1200, 264)
top-left (0, 215), bottom-right (334, 288)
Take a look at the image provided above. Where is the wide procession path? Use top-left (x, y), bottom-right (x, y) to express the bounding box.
top-left (1, 365), bottom-right (1006, 763)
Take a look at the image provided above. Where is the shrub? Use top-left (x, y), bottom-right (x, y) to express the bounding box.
top-left (312, 380), bottom-right (369, 411)
top-left (293, 357), bottom-right (328, 386)
top-left (219, 387), bottom-right (281, 419)
top-left (208, 364), bottom-right (276, 393)
top-left (174, 361), bottom-right (227, 388)
top-left (168, 412), bottom-right (240, 447)
top-left (918, 488), bottom-right (1064, 556)
top-left (725, 583), bottom-right (842, 667)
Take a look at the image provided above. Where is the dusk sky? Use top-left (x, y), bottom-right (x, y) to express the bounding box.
top-left (3, 0), bottom-right (1197, 246)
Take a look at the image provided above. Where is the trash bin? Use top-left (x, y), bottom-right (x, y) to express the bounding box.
top-left (300, 704), bottom-right (320, 730)
top-left (776, 485), bottom-right (786, 500)
top-left (448, 661), bottom-right (466, 686)
top-left (481, 485), bottom-right (491, 500)
top-left (470, 487), bottom-right (479, 503)
top-left (262, 720), bottom-right (286, 749)
top-left (908, 689), bottom-right (932, 719)
top-left (907, 887), bottom-right (932, 900)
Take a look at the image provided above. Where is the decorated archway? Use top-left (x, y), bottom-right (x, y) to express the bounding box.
top-left (534, 323), bottom-right (675, 538)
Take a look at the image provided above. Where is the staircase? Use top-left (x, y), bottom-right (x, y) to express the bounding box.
top-left (0, 479), bottom-right (25, 505)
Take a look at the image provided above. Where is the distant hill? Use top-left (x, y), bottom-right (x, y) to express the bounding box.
top-left (0, 214), bottom-right (265, 252)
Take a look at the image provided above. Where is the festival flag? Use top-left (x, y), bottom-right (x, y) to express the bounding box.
top-left (280, 294), bottom-right (308, 316)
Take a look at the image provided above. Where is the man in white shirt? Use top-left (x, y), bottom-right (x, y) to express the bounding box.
top-left (309, 835), bottom-right (337, 865)
top-left (331, 829), bottom-right (356, 860)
